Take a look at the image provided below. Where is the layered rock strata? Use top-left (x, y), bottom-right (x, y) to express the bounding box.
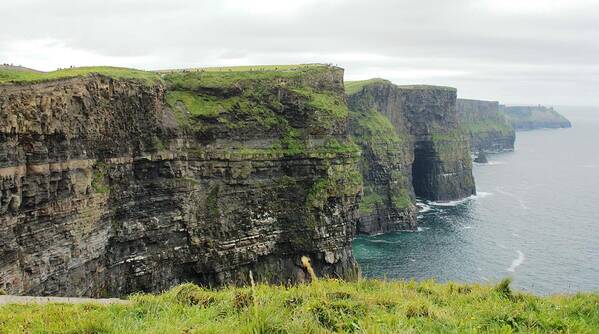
top-left (347, 79), bottom-right (476, 234)
top-left (457, 98), bottom-right (515, 152)
top-left (0, 65), bottom-right (362, 297)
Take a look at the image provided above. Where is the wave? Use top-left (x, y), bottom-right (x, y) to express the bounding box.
top-left (416, 202), bottom-right (433, 213)
top-left (475, 160), bottom-right (505, 166)
top-left (507, 250), bottom-right (525, 272)
top-left (424, 191), bottom-right (492, 208)
top-left (429, 195), bottom-right (476, 207)
top-left (477, 191), bottom-right (493, 198)
top-left (366, 239), bottom-right (401, 244)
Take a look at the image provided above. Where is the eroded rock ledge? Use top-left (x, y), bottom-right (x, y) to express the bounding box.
top-left (0, 66), bottom-right (362, 297)
top-left (347, 79), bottom-right (476, 235)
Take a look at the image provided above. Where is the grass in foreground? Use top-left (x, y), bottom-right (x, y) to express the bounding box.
top-left (1, 278), bottom-right (598, 333)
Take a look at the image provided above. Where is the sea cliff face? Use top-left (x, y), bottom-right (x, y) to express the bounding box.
top-left (347, 80), bottom-right (416, 234)
top-left (0, 66), bottom-right (362, 297)
top-left (347, 80), bottom-right (475, 234)
top-left (457, 98), bottom-right (515, 152)
top-left (500, 105), bottom-right (571, 130)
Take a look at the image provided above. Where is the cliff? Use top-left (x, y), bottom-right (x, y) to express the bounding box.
top-left (500, 105), bottom-right (572, 130)
top-left (347, 79), bottom-right (475, 234)
top-left (457, 98), bottom-right (515, 152)
top-left (0, 65), bottom-right (362, 297)
top-left (346, 79), bottom-right (416, 234)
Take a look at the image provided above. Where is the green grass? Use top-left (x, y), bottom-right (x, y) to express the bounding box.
top-left (162, 64), bottom-right (335, 91)
top-left (502, 106), bottom-right (570, 126)
top-left (166, 91), bottom-right (240, 118)
top-left (391, 189), bottom-right (413, 210)
top-left (464, 120), bottom-right (514, 136)
top-left (0, 66), bottom-right (161, 85)
top-left (306, 163), bottom-right (363, 209)
top-left (163, 64), bottom-right (349, 137)
top-left (345, 78), bottom-right (391, 95)
top-left (394, 84), bottom-right (457, 92)
top-left (353, 107), bottom-right (405, 145)
top-left (291, 87), bottom-right (349, 119)
top-left (458, 104), bottom-right (515, 137)
top-left (1, 279), bottom-right (597, 333)
top-left (91, 162), bottom-right (110, 194)
top-left (345, 78), bottom-right (456, 96)
top-left (163, 63), bottom-right (327, 73)
top-left (359, 192), bottom-right (384, 214)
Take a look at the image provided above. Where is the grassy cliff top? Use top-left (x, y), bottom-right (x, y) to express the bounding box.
top-left (395, 84), bottom-right (457, 92)
top-left (0, 64), bottom-right (338, 86)
top-left (161, 64), bottom-right (340, 92)
top-left (0, 66), bottom-right (161, 85)
top-left (1, 279), bottom-right (597, 333)
top-left (345, 78), bottom-right (456, 96)
top-left (502, 105), bottom-right (570, 123)
top-left (159, 63), bottom-right (333, 73)
top-left (345, 78), bottom-right (392, 95)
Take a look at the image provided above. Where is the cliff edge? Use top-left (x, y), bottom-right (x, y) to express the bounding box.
top-left (457, 98), bottom-right (515, 153)
top-left (0, 65), bottom-right (362, 297)
top-left (500, 105), bottom-right (571, 130)
top-left (347, 79), bottom-right (475, 234)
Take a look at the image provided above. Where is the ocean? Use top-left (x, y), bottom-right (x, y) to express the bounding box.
top-left (353, 106), bottom-right (599, 295)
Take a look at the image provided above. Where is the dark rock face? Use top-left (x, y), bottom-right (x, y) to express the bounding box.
top-left (0, 67), bottom-right (362, 297)
top-left (398, 86), bottom-right (475, 202)
top-left (347, 80), bottom-right (475, 234)
top-left (474, 151), bottom-right (488, 164)
top-left (348, 81), bottom-right (416, 234)
top-left (457, 99), bottom-right (515, 153)
top-left (500, 105), bottom-right (572, 130)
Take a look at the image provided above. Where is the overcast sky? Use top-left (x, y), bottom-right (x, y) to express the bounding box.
top-left (1, 0), bottom-right (598, 105)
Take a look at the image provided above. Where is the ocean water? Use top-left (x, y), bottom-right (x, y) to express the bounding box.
top-left (353, 106), bottom-right (599, 295)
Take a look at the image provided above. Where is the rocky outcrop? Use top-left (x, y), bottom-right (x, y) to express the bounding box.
top-left (0, 65), bottom-right (362, 297)
top-left (500, 105), bottom-right (571, 130)
top-left (474, 151), bottom-right (488, 164)
top-left (347, 80), bottom-right (416, 234)
top-left (347, 80), bottom-right (475, 234)
top-left (457, 99), bottom-right (515, 152)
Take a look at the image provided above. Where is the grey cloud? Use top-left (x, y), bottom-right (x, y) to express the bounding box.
top-left (1, 0), bottom-right (598, 105)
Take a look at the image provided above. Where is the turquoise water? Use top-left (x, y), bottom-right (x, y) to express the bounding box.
top-left (353, 107), bottom-right (599, 295)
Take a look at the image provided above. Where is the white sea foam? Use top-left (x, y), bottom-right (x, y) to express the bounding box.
top-left (429, 191), bottom-right (491, 206)
top-left (429, 195), bottom-right (476, 207)
top-left (367, 239), bottom-right (401, 244)
top-left (488, 161), bottom-right (506, 165)
top-left (507, 250), bottom-right (525, 272)
top-left (417, 203), bottom-right (433, 212)
top-left (462, 225), bottom-right (473, 229)
top-left (477, 191), bottom-right (492, 198)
